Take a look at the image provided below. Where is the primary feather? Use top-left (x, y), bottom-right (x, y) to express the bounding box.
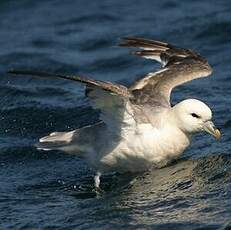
top-left (120, 37), bottom-right (212, 106)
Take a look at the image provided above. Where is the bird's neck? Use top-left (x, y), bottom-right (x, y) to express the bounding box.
top-left (167, 105), bottom-right (193, 140)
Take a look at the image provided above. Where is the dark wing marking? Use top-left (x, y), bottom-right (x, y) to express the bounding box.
top-left (8, 70), bottom-right (133, 99)
top-left (120, 37), bottom-right (212, 106)
top-left (120, 37), bottom-right (197, 67)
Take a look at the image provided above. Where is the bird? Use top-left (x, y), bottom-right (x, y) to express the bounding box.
top-left (8, 37), bottom-right (221, 191)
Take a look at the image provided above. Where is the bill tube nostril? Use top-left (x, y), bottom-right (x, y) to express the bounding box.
top-left (203, 121), bottom-right (221, 140)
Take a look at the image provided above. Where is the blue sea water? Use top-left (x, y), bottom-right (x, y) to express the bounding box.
top-left (0, 0), bottom-right (231, 229)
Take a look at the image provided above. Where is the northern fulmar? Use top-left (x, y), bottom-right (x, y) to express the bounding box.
top-left (9, 37), bottom-right (221, 190)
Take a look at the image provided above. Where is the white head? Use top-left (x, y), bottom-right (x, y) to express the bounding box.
top-left (172, 99), bottom-right (220, 139)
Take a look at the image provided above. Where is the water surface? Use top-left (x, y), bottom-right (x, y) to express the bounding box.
top-left (0, 0), bottom-right (231, 229)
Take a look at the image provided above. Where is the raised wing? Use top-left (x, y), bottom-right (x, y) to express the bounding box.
top-left (8, 70), bottom-right (136, 132)
top-left (120, 37), bottom-right (213, 106)
top-left (8, 70), bottom-right (133, 99)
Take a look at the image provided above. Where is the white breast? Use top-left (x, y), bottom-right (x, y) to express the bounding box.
top-left (98, 122), bottom-right (191, 173)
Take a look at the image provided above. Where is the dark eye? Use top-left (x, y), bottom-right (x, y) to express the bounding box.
top-left (191, 113), bottom-right (200, 118)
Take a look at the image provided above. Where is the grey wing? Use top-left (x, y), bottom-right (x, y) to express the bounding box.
top-left (8, 70), bottom-right (132, 98)
top-left (120, 37), bottom-right (213, 107)
top-left (8, 70), bottom-right (136, 132)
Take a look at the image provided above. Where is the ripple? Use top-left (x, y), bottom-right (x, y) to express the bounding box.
top-left (224, 120), bottom-right (231, 128)
top-left (1, 52), bottom-right (78, 73)
top-left (84, 55), bottom-right (132, 72)
top-left (78, 38), bottom-right (113, 52)
top-left (56, 14), bottom-right (118, 26)
top-left (0, 105), bottom-right (99, 138)
top-left (196, 21), bottom-right (231, 44)
top-left (31, 39), bottom-right (57, 49)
